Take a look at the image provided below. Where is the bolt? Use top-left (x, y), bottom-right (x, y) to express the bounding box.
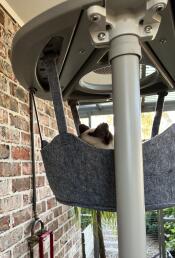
top-left (155, 3), bottom-right (166, 12)
top-left (160, 39), bottom-right (167, 45)
top-left (98, 32), bottom-right (106, 41)
top-left (79, 49), bottom-right (85, 54)
top-left (90, 14), bottom-right (100, 22)
top-left (144, 25), bottom-right (152, 33)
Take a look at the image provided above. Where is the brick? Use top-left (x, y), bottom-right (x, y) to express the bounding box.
top-left (47, 219), bottom-right (58, 232)
top-left (10, 114), bottom-right (29, 132)
top-left (0, 126), bottom-right (10, 141)
top-left (0, 57), bottom-right (15, 80)
top-left (44, 253), bottom-right (49, 258)
top-left (12, 178), bottom-right (30, 192)
top-left (45, 105), bottom-right (54, 117)
top-left (0, 227), bottom-right (23, 252)
top-left (40, 212), bottom-right (53, 224)
top-left (38, 112), bottom-right (49, 126)
top-left (9, 129), bottom-right (20, 144)
top-left (54, 227), bottom-right (63, 241)
top-left (11, 146), bottom-right (30, 160)
top-left (37, 162), bottom-right (45, 174)
top-left (68, 209), bottom-right (74, 219)
top-left (13, 241), bottom-right (28, 258)
top-left (36, 176), bottom-right (45, 187)
top-left (0, 194), bottom-right (22, 213)
top-left (22, 162), bottom-right (31, 175)
top-left (21, 132), bottom-right (30, 146)
top-left (36, 99), bottom-right (45, 112)
top-left (23, 252), bottom-right (30, 258)
top-left (0, 109), bottom-right (8, 124)
top-left (0, 215), bottom-right (10, 233)
top-left (1, 250), bottom-right (12, 258)
top-left (32, 244), bottom-right (39, 258)
top-left (58, 213), bottom-right (68, 226)
top-left (62, 205), bottom-right (70, 213)
top-left (0, 179), bottom-right (11, 196)
top-left (44, 127), bottom-right (56, 138)
top-left (19, 102), bottom-right (29, 117)
top-left (65, 240), bottom-right (72, 254)
top-left (37, 200), bottom-right (46, 215)
top-left (0, 93), bottom-right (19, 112)
top-left (53, 206), bottom-right (62, 218)
top-left (0, 42), bottom-right (7, 59)
top-left (10, 84), bottom-right (28, 103)
top-left (64, 221), bottom-right (72, 234)
top-left (38, 187), bottom-right (51, 200)
top-left (12, 207), bottom-right (32, 227)
top-left (47, 197), bottom-right (56, 209)
top-left (73, 251), bottom-right (81, 258)
top-left (0, 144), bottom-right (9, 159)
top-left (55, 249), bottom-right (64, 258)
top-left (50, 118), bottom-right (57, 130)
top-left (10, 97), bottom-right (18, 112)
top-left (23, 221), bottom-right (32, 238)
top-left (9, 81), bottom-right (17, 95)
top-left (0, 27), bottom-right (13, 47)
top-left (0, 162), bottom-right (21, 176)
top-left (23, 191), bottom-right (32, 206)
top-left (0, 93), bottom-right (10, 109)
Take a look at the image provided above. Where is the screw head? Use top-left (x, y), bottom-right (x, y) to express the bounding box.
top-left (79, 49), bottom-right (85, 54)
top-left (90, 14), bottom-right (100, 22)
top-left (160, 39), bottom-right (167, 45)
top-left (98, 32), bottom-right (106, 41)
top-left (155, 3), bottom-right (166, 12)
top-left (144, 25), bottom-right (152, 33)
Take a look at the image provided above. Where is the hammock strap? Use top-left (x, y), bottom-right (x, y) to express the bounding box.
top-left (68, 100), bottom-right (81, 136)
top-left (151, 91), bottom-right (168, 138)
top-left (45, 55), bottom-right (67, 134)
top-left (29, 88), bottom-right (39, 220)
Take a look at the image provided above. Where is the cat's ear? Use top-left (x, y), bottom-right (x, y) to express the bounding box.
top-left (89, 123), bottom-right (113, 144)
top-left (93, 123), bottom-right (109, 137)
top-left (79, 124), bottom-right (90, 134)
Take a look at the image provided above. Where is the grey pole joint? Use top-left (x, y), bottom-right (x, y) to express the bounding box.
top-left (87, 0), bottom-right (168, 49)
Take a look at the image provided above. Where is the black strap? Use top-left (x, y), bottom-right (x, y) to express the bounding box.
top-left (68, 100), bottom-right (81, 136)
top-left (151, 91), bottom-right (168, 138)
top-left (45, 56), bottom-right (67, 134)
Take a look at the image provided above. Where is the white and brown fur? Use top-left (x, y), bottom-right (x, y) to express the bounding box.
top-left (79, 123), bottom-right (114, 149)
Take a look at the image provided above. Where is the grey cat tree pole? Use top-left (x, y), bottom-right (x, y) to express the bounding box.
top-left (87, 1), bottom-right (168, 257)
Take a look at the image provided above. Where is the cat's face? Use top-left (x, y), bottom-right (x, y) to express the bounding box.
top-left (79, 123), bottom-right (114, 149)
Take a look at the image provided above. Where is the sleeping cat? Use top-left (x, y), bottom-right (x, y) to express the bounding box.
top-left (79, 123), bottom-right (114, 149)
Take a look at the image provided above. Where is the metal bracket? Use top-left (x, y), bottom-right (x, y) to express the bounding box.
top-left (87, 0), bottom-right (168, 47)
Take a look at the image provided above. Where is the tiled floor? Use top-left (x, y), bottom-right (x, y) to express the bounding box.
top-left (89, 226), bottom-right (159, 258)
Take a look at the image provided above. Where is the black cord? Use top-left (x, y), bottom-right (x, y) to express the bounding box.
top-left (31, 93), bottom-right (43, 147)
top-left (29, 89), bottom-right (38, 221)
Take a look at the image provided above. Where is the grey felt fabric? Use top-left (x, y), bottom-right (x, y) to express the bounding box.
top-left (41, 124), bottom-right (175, 211)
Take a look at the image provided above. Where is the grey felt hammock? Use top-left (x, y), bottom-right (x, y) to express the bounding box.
top-left (40, 57), bottom-right (175, 212)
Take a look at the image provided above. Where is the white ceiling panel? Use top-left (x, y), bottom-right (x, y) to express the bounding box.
top-left (4, 0), bottom-right (67, 23)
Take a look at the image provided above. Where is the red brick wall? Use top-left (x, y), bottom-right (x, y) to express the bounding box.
top-left (0, 5), bottom-right (82, 258)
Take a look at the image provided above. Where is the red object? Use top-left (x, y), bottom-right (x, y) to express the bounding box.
top-left (39, 230), bottom-right (54, 258)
